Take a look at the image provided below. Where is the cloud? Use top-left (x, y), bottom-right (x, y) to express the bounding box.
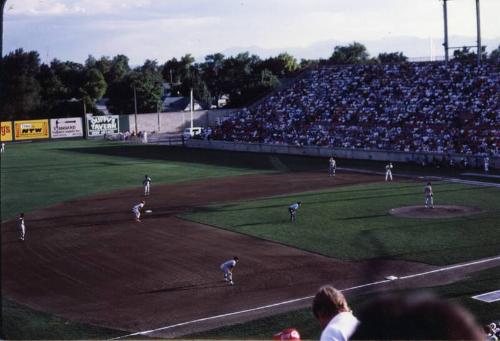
top-left (6, 0), bottom-right (152, 16)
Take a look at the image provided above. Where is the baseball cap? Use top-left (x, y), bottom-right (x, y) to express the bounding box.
top-left (273, 328), bottom-right (301, 341)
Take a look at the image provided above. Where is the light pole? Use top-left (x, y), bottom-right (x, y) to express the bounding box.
top-left (442, 0), bottom-right (449, 63)
top-left (133, 86), bottom-right (138, 135)
top-left (476, 0), bottom-right (482, 66)
top-left (0, 0), bottom-right (6, 59)
top-left (69, 97), bottom-right (88, 139)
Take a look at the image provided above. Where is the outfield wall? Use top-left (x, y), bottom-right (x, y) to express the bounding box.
top-left (125, 109), bottom-right (238, 134)
top-left (186, 140), bottom-right (499, 170)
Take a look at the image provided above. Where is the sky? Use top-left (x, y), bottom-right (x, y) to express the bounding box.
top-left (4, 0), bottom-right (500, 65)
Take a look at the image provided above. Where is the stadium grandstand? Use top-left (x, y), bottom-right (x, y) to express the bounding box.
top-left (212, 60), bottom-right (499, 157)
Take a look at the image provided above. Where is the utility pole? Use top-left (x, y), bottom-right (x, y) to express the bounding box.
top-left (476, 0), bottom-right (481, 66)
top-left (190, 88), bottom-right (194, 130)
top-left (83, 100), bottom-right (87, 139)
top-left (442, 0), bottom-right (449, 63)
top-left (133, 86), bottom-right (138, 135)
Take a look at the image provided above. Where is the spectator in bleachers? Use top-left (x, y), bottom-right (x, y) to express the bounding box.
top-left (213, 60), bottom-right (499, 159)
top-left (352, 292), bottom-right (484, 340)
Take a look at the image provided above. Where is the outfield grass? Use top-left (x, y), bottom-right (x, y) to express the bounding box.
top-left (183, 181), bottom-right (500, 265)
top-left (192, 266), bottom-right (500, 339)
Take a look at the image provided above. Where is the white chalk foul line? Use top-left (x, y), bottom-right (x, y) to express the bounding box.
top-left (109, 255), bottom-right (500, 340)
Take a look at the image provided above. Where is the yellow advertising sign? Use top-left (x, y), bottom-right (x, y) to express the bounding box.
top-left (1, 121), bottom-right (13, 141)
top-left (14, 119), bottom-right (49, 140)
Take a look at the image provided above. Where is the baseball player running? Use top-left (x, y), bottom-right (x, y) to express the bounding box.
top-left (132, 199), bottom-right (146, 222)
top-left (385, 162), bottom-right (393, 181)
top-left (424, 182), bottom-right (434, 208)
top-left (17, 213), bottom-right (26, 241)
top-left (143, 175), bottom-right (152, 196)
top-left (220, 256), bottom-right (239, 285)
top-left (328, 157), bottom-right (336, 177)
top-left (288, 202), bottom-right (301, 223)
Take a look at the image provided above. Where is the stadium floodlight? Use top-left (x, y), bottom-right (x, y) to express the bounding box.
top-left (476, 0), bottom-right (481, 65)
top-left (441, 0), bottom-right (482, 65)
top-left (441, 0), bottom-right (450, 63)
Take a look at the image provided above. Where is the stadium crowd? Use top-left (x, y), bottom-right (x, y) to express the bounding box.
top-left (212, 61), bottom-right (499, 157)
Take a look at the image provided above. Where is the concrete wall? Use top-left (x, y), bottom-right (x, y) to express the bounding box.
top-left (187, 139), bottom-right (500, 170)
top-left (123, 109), bottom-right (239, 134)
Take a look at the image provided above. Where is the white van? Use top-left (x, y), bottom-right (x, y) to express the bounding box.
top-left (182, 127), bottom-right (203, 139)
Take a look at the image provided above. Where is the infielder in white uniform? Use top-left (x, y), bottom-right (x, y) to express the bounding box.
top-left (132, 200), bottom-right (146, 222)
top-left (17, 213), bottom-right (26, 241)
top-left (288, 202), bottom-right (302, 223)
top-left (385, 163), bottom-right (393, 181)
top-left (484, 157), bottom-right (489, 172)
top-left (0, 142), bottom-right (5, 153)
top-left (143, 175), bottom-right (152, 196)
top-left (424, 182), bottom-right (434, 208)
top-left (329, 157), bottom-right (336, 177)
top-left (220, 256), bottom-right (239, 285)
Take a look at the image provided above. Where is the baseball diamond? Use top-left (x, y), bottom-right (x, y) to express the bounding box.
top-left (2, 166), bottom-right (500, 338)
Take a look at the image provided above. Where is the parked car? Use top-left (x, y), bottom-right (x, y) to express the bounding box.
top-left (182, 127), bottom-right (203, 139)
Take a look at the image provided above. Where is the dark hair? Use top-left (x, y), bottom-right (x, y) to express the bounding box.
top-left (234, 256), bottom-right (239, 261)
top-left (312, 285), bottom-right (350, 319)
top-left (353, 292), bottom-right (483, 340)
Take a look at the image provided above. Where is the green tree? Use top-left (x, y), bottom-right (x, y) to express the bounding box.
top-left (107, 59), bottom-right (162, 114)
top-left (0, 49), bottom-right (41, 120)
top-left (329, 42), bottom-right (369, 64)
top-left (260, 53), bottom-right (299, 77)
top-left (377, 52), bottom-right (408, 64)
top-left (80, 68), bottom-right (107, 107)
top-left (452, 46), bottom-right (487, 63)
top-left (488, 45), bottom-right (500, 64)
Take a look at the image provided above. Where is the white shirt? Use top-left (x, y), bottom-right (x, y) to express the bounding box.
top-left (220, 259), bottom-right (236, 271)
top-left (132, 202), bottom-right (145, 212)
top-left (320, 312), bottom-right (359, 341)
top-left (289, 203), bottom-right (300, 210)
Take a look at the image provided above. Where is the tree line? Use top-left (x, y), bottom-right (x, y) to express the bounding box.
top-left (1, 42), bottom-right (498, 121)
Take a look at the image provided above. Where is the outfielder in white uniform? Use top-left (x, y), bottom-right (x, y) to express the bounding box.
top-left (0, 142), bottom-right (5, 153)
top-left (424, 182), bottom-right (434, 208)
top-left (484, 157), bottom-right (489, 172)
top-left (329, 157), bottom-right (336, 177)
top-left (132, 200), bottom-right (146, 222)
top-left (385, 163), bottom-right (393, 181)
top-left (220, 256), bottom-right (239, 285)
top-left (17, 213), bottom-right (26, 241)
top-left (143, 175), bottom-right (152, 196)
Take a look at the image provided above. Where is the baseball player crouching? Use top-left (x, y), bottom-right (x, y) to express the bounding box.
top-left (220, 256), bottom-right (239, 285)
top-left (132, 199), bottom-right (146, 222)
top-left (288, 202), bottom-right (301, 223)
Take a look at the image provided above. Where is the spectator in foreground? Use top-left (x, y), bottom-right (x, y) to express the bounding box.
top-left (312, 285), bottom-right (359, 341)
top-left (352, 292), bottom-right (484, 340)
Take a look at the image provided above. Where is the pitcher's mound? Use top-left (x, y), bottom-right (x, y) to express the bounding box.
top-left (389, 205), bottom-right (483, 219)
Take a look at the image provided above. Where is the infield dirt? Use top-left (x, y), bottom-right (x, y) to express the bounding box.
top-left (2, 171), bottom-right (499, 338)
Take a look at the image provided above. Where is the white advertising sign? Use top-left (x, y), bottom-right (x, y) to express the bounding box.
top-left (50, 117), bottom-right (83, 138)
top-left (87, 115), bottom-right (120, 136)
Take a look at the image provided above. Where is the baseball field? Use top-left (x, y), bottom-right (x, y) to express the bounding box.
top-left (1, 140), bottom-right (499, 339)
